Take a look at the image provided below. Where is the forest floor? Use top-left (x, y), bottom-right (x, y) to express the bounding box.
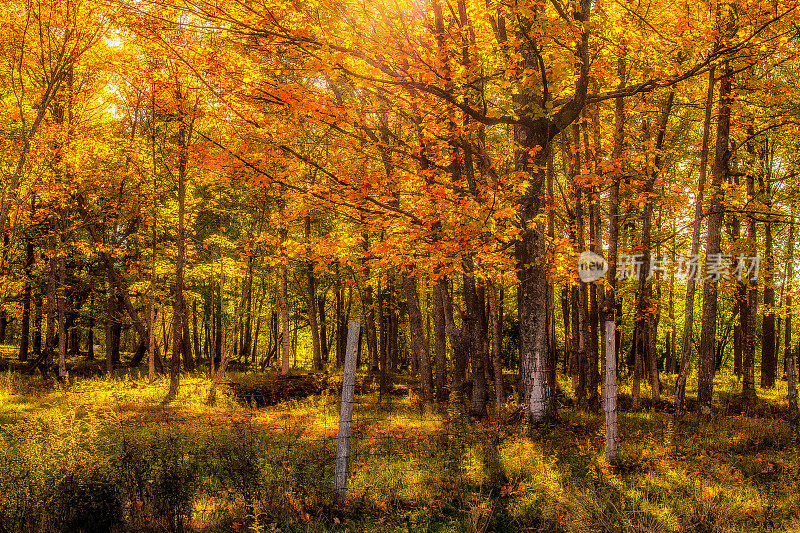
top-left (0, 351), bottom-right (799, 532)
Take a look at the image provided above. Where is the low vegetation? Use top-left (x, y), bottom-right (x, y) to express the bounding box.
top-left (1, 359), bottom-right (798, 533)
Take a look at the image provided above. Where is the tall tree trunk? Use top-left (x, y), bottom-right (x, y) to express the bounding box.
top-left (20, 231), bottom-right (34, 362)
top-left (761, 166), bottom-right (776, 388)
top-left (182, 311), bottom-right (193, 372)
top-left (570, 123), bottom-right (590, 408)
top-left (34, 293), bottom-right (43, 357)
top-left (57, 222), bottom-right (67, 380)
top-left (242, 260), bottom-right (254, 364)
top-left (168, 102), bottom-right (190, 399)
top-left (280, 252), bottom-right (291, 375)
top-left (432, 276), bottom-right (448, 402)
top-left (636, 93), bottom-right (673, 407)
top-left (359, 224), bottom-right (378, 374)
top-left (41, 230), bottom-right (59, 375)
top-left (214, 265), bottom-right (223, 372)
top-left (488, 280), bottom-right (504, 413)
top-left (584, 111), bottom-right (602, 411)
top-left (307, 254), bottom-right (322, 370)
top-left (463, 264), bottom-right (486, 418)
top-left (602, 56), bottom-right (626, 462)
top-left (87, 308), bottom-right (95, 361)
top-left (441, 278), bottom-right (467, 408)
top-left (736, 128), bottom-right (754, 398)
top-left (404, 273), bottom-right (434, 405)
top-left (515, 0), bottom-right (590, 425)
top-left (193, 299), bottom-right (201, 365)
top-left (105, 283), bottom-right (115, 375)
top-left (676, 66), bottom-right (716, 417)
top-left (318, 294), bottom-right (328, 364)
top-left (516, 140), bottom-right (556, 423)
top-left (785, 211), bottom-right (796, 423)
top-left (697, 61), bottom-right (732, 414)
top-left (336, 264), bottom-right (344, 367)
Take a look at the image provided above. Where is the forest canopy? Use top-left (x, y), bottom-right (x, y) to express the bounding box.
top-left (0, 0), bottom-right (799, 426)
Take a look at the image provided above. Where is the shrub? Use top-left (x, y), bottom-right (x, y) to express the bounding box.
top-left (111, 432), bottom-right (200, 533)
top-left (51, 467), bottom-right (123, 533)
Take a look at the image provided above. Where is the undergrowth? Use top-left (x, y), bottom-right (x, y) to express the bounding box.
top-left (0, 368), bottom-right (798, 532)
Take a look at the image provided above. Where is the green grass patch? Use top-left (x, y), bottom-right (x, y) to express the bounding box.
top-left (0, 363), bottom-right (799, 532)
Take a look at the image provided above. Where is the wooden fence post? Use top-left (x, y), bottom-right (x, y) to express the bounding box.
top-left (335, 319), bottom-right (360, 504)
top-left (604, 320), bottom-right (618, 463)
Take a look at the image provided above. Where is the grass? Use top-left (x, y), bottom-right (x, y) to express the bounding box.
top-left (0, 358), bottom-right (799, 532)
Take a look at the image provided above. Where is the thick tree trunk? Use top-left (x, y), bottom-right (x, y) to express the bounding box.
top-left (307, 259), bottom-right (322, 370)
top-left (168, 107), bottom-right (190, 399)
top-left (516, 139), bottom-right (555, 423)
top-left (761, 201), bottom-right (776, 388)
top-left (318, 294), bottom-right (328, 364)
top-left (463, 265), bottom-right (486, 418)
top-left (404, 274), bottom-right (434, 404)
top-left (488, 280), bottom-right (504, 413)
top-left (739, 127), bottom-right (756, 400)
top-left (636, 93), bottom-right (673, 407)
top-left (602, 57), bottom-right (626, 462)
top-left (440, 277), bottom-right (467, 408)
top-left (335, 264), bottom-right (344, 367)
top-left (182, 311), bottom-right (193, 371)
top-left (514, 0), bottom-right (590, 426)
top-left (105, 283), bottom-right (115, 375)
top-left (280, 258), bottom-right (291, 375)
top-left (432, 277), bottom-right (448, 402)
top-left (87, 310), bottom-right (95, 360)
top-left (785, 212), bottom-right (796, 423)
top-left (242, 262), bottom-right (254, 364)
top-left (697, 62), bottom-right (732, 413)
top-left (570, 123), bottom-right (590, 408)
top-left (34, 293), bottom-right (43, 357)
top-left (20, 235), bottom-right (34, 362)
top-left (676, 66), bottom-right (715, 417)
top-left (359, 225), bottom-right (378, 374)
top-left (57, 224), bottom-right (67, 380)
top-left (193, 299), bottom-right (201, 365)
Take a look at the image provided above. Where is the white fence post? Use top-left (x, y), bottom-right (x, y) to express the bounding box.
top-left (335, 320), bottom-right (360, 504)
top-left (604, 320), bottom-right (618, 463)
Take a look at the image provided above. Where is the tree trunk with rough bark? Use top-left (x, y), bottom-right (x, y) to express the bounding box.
top-left (488, 280), bottom-right (504, 414)
top-left (432, 277), bottom-right (448, 402)
top-left (602, 56), bottom-right (625, 462)
top-left (676, 66), bottom-right (716, 417)
top-left (785, 212), bottom-right (796, 423)
top-left (404, 274), bottom-right (433, 405)
top-left (168, 102), bottom-right (190, 400)
top-left (697, 61), bottom-right (732, 413)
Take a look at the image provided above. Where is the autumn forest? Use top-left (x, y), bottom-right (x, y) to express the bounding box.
top-left (1, 0), bottom-right (800, 530)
